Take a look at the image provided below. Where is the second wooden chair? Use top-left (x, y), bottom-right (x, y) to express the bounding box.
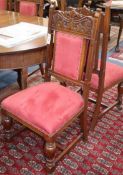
top-left (0, 0), bottom-right (12, 10)
top-left (67, 6), bottom-right (123, 131)
top-left (14, 0), bottom-right (44, 16)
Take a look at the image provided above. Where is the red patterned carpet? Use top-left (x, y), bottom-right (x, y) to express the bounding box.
top-left (0, 71), bottom-right (123, 175)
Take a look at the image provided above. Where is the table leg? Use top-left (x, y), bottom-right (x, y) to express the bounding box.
top-left (108, 24), bottom-right (111, 41)
top-left (115, 17), bottom-right (123, 52)
top-left (17, 68), bottom-right (28, 89)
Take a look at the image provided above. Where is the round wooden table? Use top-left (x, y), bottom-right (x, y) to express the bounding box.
top-left (0, 10), bottom-right (48, 89)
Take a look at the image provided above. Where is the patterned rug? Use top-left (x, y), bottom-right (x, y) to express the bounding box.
top-left (0, 71), bottom-right (123, 175)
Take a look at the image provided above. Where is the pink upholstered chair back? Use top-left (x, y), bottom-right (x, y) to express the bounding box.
top-left (53, 31), bottom-right (84, 80)
top-left (20, 1), bottom-right (37, 16)
top-left (48, 9), bottom-right (100, 85)
top-left (0, 0), bottom-right (7, 10)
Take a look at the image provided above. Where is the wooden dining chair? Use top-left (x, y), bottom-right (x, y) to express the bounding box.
top-left (0, 0), bottom-right (12, 10)
top-left (85, 5), bottom-right (123, 130)
top-left (14, 0), bottom-right (44, 17)
top-left (68, 6), bottom-right (123, 131)
top-left (90, 6), bottom-right (123, 130)
top-left (1, 8), bottom-right (101, 172)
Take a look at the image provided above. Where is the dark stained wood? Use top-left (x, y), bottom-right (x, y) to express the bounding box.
top-left (1, 8), bottom-right (101, 172)
top-left (0, 11), bottom-right (48, 89)
top-left (8, 0), bottom-right (13, 10)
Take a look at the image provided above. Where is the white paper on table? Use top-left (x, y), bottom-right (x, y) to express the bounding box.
top-left (111, 1), bottom-right (123, 8)
top-left (0, 22), bottom-right (48, 48)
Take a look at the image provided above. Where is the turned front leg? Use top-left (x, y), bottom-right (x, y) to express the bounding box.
top-left (2, 116), bottom-right (13, 140)
top-left (44, 137), bottom-right (56, 173)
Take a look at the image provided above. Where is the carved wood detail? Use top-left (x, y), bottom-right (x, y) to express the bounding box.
top-left (50, 10), bottom-right (94, 38)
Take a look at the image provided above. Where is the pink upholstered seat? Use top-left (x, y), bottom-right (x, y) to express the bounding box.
top-left (1, 82), bottom-right (84, 135)
top-left (54, 32), bottom-right (83, 80)
top-left (91, 62), bottom-right (123, 90)
top-left (0, 0), bottom-right (7, 10)
top-left (20, 1), bottom-right (37, 16)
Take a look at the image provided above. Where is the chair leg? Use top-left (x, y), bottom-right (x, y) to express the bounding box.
top-left (16, 68), bottom-right (28, 89)
top-left (16, 69), bottom-right (21, 88)
top-left (39, 63), bottom-right (46, 77)
top-left (117, 82), bottom-right (123, 110)
top-left (44, 138), bottom-right (56, 173)
top-left (80, 111), bottom-right (88, 141)
top-left (2, 116), bottom-right (13, 140)
top-left (108, 24), bottom-right (111, 41)
top-left (39, 63), bottom-right (50, 82)
top-left (60, 82), bottom-right (66, 86)
top-left (90, 93), bottom-right (103, 131)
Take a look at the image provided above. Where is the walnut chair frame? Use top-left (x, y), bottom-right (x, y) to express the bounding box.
top-left (71, 6), bottom-right (123, 130)
top-left (90, 6), bottom-right (123, 130)
top-left (1, 9), bottom-right (101, 172)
